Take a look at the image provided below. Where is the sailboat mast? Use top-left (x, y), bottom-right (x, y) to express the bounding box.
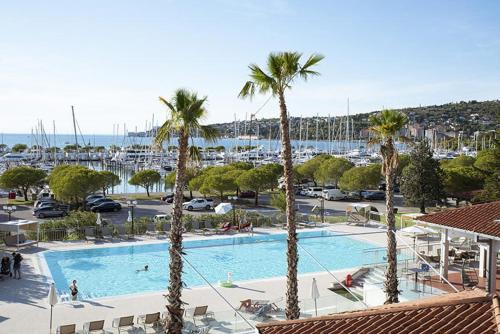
top-left (71, 106), bottom-right (79, 163)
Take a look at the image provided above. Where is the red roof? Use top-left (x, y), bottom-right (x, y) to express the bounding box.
top-left (417, 201), bottom-right (500, 238)
top-left (257, 290), bottom-right (500, 334)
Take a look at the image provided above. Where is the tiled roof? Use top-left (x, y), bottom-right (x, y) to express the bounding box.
top-left (256, 290), bottom-right (500, 334)
top-left (418, 201), bottom-right (500, 238)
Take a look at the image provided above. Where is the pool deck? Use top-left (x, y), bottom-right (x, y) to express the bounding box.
top-left (0, 224), bottom-right (412, 334)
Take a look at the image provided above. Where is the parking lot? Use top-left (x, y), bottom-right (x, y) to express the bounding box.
top-left (0, 191), bottom-right (416, 225)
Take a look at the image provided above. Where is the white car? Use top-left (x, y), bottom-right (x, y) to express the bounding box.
top-left (182, 198), bottom-right (214, 211)
top-left (322, 189), bottom-right (346, 201)
top-left (306, 187), bottom-right (323, 198)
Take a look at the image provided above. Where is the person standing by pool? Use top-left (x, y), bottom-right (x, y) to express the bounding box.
top-left (12, 252), bottom-right (23, 279)
top-left (69, 280), bottom-right (78, 301)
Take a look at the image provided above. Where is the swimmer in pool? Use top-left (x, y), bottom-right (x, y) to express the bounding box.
top-left (136, 265), bottom-right (149, 273)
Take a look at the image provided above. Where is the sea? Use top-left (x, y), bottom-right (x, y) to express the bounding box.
top-left (0, 133), bottom-right (370, 152)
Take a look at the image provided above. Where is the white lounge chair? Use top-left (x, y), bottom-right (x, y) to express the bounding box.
top-left (56, 324), bottom-right (76, 334)
top-left (137, 312), bottom-right (161, 332)
top-left (112, 315), bottom-right (134, 333)
top-left (83, 320), bottom-right (105, 333)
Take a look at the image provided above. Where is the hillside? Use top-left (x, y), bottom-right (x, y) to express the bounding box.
top-left (212, 100), bottom-right (500, 141)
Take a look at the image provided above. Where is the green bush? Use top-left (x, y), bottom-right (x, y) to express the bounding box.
top-left (125, 217), bottom-right (148, 234)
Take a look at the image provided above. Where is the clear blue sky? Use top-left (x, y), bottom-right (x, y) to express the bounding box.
top-left (1, 0), bottom-right (499, 134)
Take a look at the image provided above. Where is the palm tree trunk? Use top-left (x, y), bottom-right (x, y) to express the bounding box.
top-left (278, 92), bottom-right (300, 319)
top-left (383, 139), bottom-right (399, 304)
top-left (165, 130), bottom-right (189, 334)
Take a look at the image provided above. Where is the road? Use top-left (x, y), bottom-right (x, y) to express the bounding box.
top-left (0, 192), bottom-right (417, 225)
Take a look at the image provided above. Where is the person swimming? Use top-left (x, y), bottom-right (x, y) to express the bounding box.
top-left (136, 265), bottom-right (149, 273)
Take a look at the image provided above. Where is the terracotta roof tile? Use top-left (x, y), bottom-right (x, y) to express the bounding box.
top-left (256, 290), bottom-right (500, 334)
top-left (418, 201), bottom-right (500, 238)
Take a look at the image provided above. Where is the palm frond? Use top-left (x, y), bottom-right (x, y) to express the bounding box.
top-left (159, 96), bottom-right (176, 114)
top-left (155, 119), bottom-right (173, 146)
top-left (199, 125), bottom-right (219, 143)
top-left (188, 145), bottom-right (202, 162)
top-left (238, 81), bottom-right (256, 99)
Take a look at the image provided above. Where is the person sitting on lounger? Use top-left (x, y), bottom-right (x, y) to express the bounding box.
top-left (136, 265), bottom-right (149, 273)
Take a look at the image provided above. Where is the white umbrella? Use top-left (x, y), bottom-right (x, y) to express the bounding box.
top-left (96, 212), bottom-right (102, 225)
top-left (310, 278), bottom-right (320, 316)
top-left (214, 203), bottom-right (233, 215)
top-left (48, 283), bottom-right (58, 333)
top-left (400, 225), bottom-right (429, 236)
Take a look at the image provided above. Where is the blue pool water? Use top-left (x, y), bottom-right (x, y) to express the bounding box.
top-left (42, 231), bottom-right (385, 299)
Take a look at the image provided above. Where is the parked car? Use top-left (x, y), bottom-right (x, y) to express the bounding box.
top-left (86, 198), bottom-right (114, 210)
top-left (85, 194), bottom-right (104, 203)
top-left (165, 195), bottom-right (190, 204)
top-left (34, 198), bottom-right (57, 209)
top-left (182, 198), bottom-right (214, 211)
top-left (362, 191), bottom-right (386, 200)
top-left (239, 190), bottom-right (256, 198)
top-left (306, 187), bottom-right (324, 198)
top-left (345, 191), bottom-right (364, 201)
top-left (160, 193), bottom-right (174, 201)
top-left (322, 189), bottom-right (346, 201)
top-left (378, 183), bottom-right (400, 193)
top-left (91, 201), bottom-right (122, 212)
top-left (33, 205), bottom-right (69, 218)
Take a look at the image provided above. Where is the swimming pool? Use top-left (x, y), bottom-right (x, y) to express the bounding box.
top-left (42, 230), bottom-right (386, 299)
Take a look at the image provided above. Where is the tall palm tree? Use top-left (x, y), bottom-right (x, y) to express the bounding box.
top-left (239, 52), bottom-right (323, 319)
top-left (155, 89), bottom-right (218, 334)
top-left (369, 109), bottom-right (408, 304)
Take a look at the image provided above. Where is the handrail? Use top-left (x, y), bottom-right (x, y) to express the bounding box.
top-left (392, 230), bottom-right (459, 293)
top-left (297, 242), bottom-right (369, 308)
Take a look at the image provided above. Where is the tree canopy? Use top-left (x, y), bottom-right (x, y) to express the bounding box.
top-left (0, 166), bottom-right (47, 201)
top-left (338, 164), bottom-right (381, 191)
top-left (314, 157), bottom-right (353, 187)
top-left (296, 154), bottom-right (331, 185)
top-left (11, 143), bottom-right (28, 153)
top-left (400, 141), bottom-right (444, 213)
top-left (128, 169), bottom-right (161, 196)
top-left (99, 170), bottom-right (120, 196)
top-left (49, 165), bottom-right (102, 205)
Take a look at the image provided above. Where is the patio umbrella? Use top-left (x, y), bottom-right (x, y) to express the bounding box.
top-left (310, 278), bottom-right (320, 316)
top-left (400, 225), bottom-right (430, 260)
top-left (96, 212), bottom-right (102, 225)
top-left (214, 203), bottom-right (233, 215)
top-left (48, 283), bottom-right (58, 334)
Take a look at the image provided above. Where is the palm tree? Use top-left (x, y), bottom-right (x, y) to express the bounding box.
top-left (155, 89), bottom-right (218, 334)
top-left (369, 109), bottom-right (408, 304)
top-left (239, 52), bottom-right (323, 319)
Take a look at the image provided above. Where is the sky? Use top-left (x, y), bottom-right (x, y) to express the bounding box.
top-left (1, 0), bottom-right (499, 134)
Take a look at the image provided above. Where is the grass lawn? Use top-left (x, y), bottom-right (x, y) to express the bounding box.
top-left (7, 199), bottom-right (34, 205)
top-left (109, 194), bottom-right (161, 201)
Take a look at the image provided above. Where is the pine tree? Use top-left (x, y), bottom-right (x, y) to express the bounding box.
top-left (401, 140), bottom-right (444, 213)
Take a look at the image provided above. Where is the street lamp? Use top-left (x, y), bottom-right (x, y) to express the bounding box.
top-left (228, 196), bottom-right (238, 227)
top-left (126, 200), bottom-right (137, 235)
top-left (3, 205), bottom-right (17, 221)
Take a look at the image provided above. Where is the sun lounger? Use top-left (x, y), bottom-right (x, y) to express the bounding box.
top-left (4, 234), bottom-right (37, 248)
top-left (112, 315), bottom-right (135, 333)
top-left (101, 226), bottom-right (114, 240)
top-left (185, 305), bottom-right (214, 325)
top-left (298, 221), bottom-right (318, 228)
top-left (137, 312), bottom-right (161, 332)
top-left (83, 320), bottom-right (105, 333)
top-left (56, 324), bottom-right (76, 334)
top-left (85, 227), bottom-right (97, 242)
top-left (115, 225), bottom-right (133, 240)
